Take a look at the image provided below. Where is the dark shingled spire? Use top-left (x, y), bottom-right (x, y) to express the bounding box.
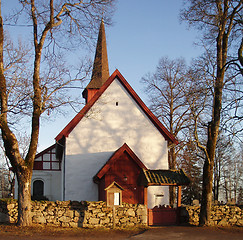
top-left (83, 20), bottom-right (109, 102)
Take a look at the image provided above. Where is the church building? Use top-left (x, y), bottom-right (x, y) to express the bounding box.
top-left (17, 21), bottom-right (189, 210)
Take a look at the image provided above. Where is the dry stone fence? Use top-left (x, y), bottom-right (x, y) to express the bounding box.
top-left (0, 199), bottom-right (147, 228)
top-left (0, 199), bottom-right (242, 227)
top-left (180, 205), bottom-right (243, 227)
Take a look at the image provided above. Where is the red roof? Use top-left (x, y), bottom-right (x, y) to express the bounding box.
top-left (55, 69), bottom-right (178, 144)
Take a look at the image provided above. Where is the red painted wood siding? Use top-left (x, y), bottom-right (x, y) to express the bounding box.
top-left (98, 177), bottom-right (106, 201)
top-left (103, 151), bottom-right (145, 204)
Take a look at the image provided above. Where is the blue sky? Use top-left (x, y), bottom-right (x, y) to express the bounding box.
top-left (3, 0), bottom-right (203, 152)
top-left (107, 0), bottom-right (200, 95)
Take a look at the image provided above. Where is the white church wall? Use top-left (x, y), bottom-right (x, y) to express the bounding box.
top-left (64, 152), bottom-right (113, 201)
top-left (31, 171), bottom-right (62, 201)
top-left (65, 78), bottom-right (169, 207)
top-left (14, 170), bottom-right (62, 201)
top-left (147, 186), bottom-right (169, 209)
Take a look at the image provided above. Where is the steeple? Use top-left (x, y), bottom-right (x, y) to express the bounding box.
top-left (83, 19), bottom-right (110, 103)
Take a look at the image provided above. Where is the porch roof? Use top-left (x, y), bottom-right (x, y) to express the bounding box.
top-left (142, 169), bottom-right (190, 186)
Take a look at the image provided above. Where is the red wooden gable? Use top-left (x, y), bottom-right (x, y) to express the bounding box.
top-left (55, 69), bottom-right (178, 144)
top-left (93, 143), bottom-right (148, 205)
top-left (94, 143), bottom-right (147, 181)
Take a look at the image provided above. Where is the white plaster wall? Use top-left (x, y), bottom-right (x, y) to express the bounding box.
top-left (31, 170), bottom-right (62, 201)
top-left (65, 78), bottom-right (169, 206)
top-left (14, 180), bottom-right (17, 199)
top-left (13, 170), bottom-right (62, 201)
top-left (147, 186), bottom-right (169, 209)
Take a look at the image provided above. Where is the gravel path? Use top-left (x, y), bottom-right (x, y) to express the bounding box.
top-left (0, 225), bottom-right (242, 240)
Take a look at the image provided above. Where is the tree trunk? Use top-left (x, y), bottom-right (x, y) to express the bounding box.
top-left (213, 159), bottom-right (220, 202)
top-left (199, 122), bottom-right (216, 226)
top-left (17, 169), bottom-right (32, 226)
top-left (199, 158), bottom-right (214, 225)
top-left (169, 186), bottom-right (176, 206)
top-left (169, 148), bottom-right (176, 206)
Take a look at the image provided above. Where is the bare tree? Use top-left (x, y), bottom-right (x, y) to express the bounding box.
top-left (181, 0), bottom-right (243, 226)
top-left (0, 163), bottom-right (11, 198)
top-left (213, 132), bottom-right (234, 202)
top-left (141, 57), bottom-right (190, 205)
top-left (221, 142), bottom-right (243, 203)
top-left (0, 143), bottom-right (15, 198)
top-left (178, 140), bottom-right (203, 205)
top-left (0, 0), bottom-right (116, 226)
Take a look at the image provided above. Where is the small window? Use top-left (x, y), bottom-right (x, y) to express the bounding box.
top-left (116, 102), bottom-right (119, 106)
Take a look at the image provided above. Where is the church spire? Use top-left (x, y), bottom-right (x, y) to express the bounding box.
top-left (83, 19), bottom-right (110, 103)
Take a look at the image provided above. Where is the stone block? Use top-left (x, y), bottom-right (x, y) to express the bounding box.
top-left (100, 217), bottom-right (110, 225)
top-left (130, 217), bottom-right (138, 223)
top-left (236, 219), bottom-right (243, 226)
top-left (57, 210), bottom-right (65, 217)
top-left (47, 210), bottom-right (54, 216)
top-left (39, 206), bottom-right (46, 211)
top-left (117, 210), bottom-right (124, 216)
top-left (126, 209), bottom-right (135, 217)
top-left (59, 216), bottom-right (71, 223)
top-left (73, 217), bottom-right (79, 223)
top-left (229, 217), bottom-right (237, 224)
top-left (137, 208), bottom-right (146, 216)
top-left (46, 216), bottom-right (55, 223)
top-left (92, 209), bottom-right (100, 214)
top-left (126, 222), bottom-right (135, 227)
top-left (140, 215), bottom-right (147, 224)
top-left (218, 218), bottom-right (229, 227)
top-left (9, 217), bottom-right (16, 223)
top-left (65, 210), bottom-right (74, 218)
top-left (120, 217), bottom-right (129, 223)
top-left (107, 212), bottom-right (113, 217)
top-left (89, 217), bottom-right (100, 225)
top-left (97, 212), bottom-right (106, 218)
top-left (69, 222), bottom-right (79, 228)
top-left (32, 216), bottom-right (46, 224)
top-left (7, 204), bottom-right (16, 210)
top-left (34, 211), bottom-right (44, 218)
top-left (61, 222), bottom-right (70, 227)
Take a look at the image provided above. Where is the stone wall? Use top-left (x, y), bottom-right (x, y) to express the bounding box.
top-left (180, 205), bottom-right (243, 226)
top-left (0, 199), bottom-right (147, 228)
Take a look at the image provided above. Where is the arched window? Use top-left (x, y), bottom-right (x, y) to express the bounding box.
top-left (33, 180), bottom-right (44, 197)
